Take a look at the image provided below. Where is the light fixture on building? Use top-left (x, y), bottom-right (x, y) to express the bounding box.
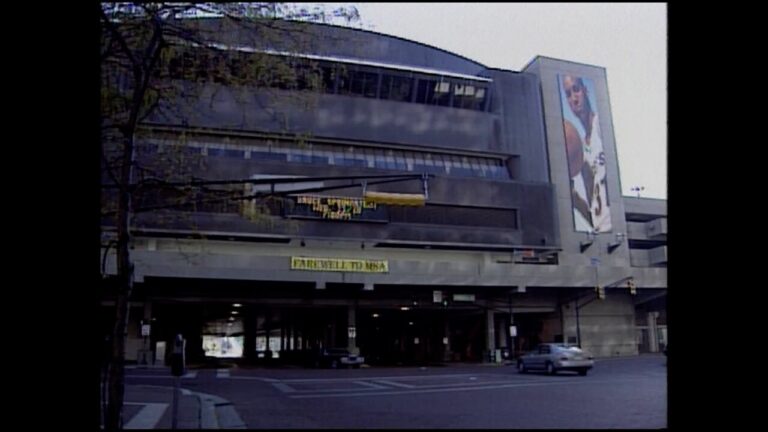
top-left (232, 303), bottom-right (242, 308)
top-left (231, 310), bottom-right (239, 315)
top-left (372, 313), bottom-right (379, 318)
top-left (400, 306), bottom-right (410, 311)
top-left (607, 232), bottom-right (626, 253)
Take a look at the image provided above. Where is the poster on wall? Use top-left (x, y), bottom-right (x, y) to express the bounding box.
top-left (558, 74), bottom-right (612, 233)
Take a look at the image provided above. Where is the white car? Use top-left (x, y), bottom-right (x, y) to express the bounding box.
top-left (315, 348), bottom-right (365, 369)
top-left (517, 343), bottom-right (594, 375)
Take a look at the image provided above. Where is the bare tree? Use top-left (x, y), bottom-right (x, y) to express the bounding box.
top-left (99, 3), bottom-right (359, 429)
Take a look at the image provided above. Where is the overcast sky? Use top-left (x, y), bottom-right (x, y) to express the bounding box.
top-left (325, 3), bottom-right (667, 199)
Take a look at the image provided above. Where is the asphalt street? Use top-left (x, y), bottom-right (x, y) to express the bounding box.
top-left (124, 354), bottom-right (667, 428)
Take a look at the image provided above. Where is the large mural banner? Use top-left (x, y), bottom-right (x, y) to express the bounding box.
top-left (558, 74), bottom-right (611, 233)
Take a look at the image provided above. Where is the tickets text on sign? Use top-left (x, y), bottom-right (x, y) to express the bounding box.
top-left (291, 257), bottom-right (389, 273)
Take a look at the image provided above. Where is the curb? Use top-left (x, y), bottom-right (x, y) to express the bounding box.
top-left (195, 391), bottom-right (247, 429)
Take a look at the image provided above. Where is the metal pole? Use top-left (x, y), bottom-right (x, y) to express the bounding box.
top-left (171, 376), bottom-right (180, 429)
top-left (508, 292), bottom-right (514, 360)
top-left (575, 298), bottom-right (581, 348)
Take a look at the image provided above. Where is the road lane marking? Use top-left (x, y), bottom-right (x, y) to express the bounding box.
top-left (271, 381), bottom-right (389, 393)
top-left (219, 373), bottom-right (483, 383)
top-left (227, 376), bottom-right (278, 382)
top-left (373, 380), bottom-right (416, 389)
top-left (126, 373), bottom-right (197, 379)
top-left (123, 402), bottom-right (168, 429)
top-left (287, 377), bottom-right (651, 399)
top-left (217, 369), bottom-right (230, 378)
top-left (355, 381), bottom-right (389, 389)
top-left (272, 383), bottom-right (296, 393)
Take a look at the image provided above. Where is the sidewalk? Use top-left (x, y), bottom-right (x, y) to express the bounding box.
top-left (122, 384), bottom-right (201, 429)
top-left (117, 382), bottom-right (246, 429)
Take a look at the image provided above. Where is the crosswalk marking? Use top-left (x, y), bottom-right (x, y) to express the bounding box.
top-left (123, 403), bottom-right (168, 429)
top-left (373, 379), bottom-right (415, 389)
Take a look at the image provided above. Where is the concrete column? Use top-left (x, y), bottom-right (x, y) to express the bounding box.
top-left (265, 309), bottom-right (272, 359)
top-left (443, 318), bottom-right (452, 362)
top-left (486, 309), bottom-right (496, 362)
top-left (242, 309), bottom-right (255, 362)
top-left (139, 302), bottom-right (152, 365)
top-left (647, 311), bottom-right (659, 353)
top-left (498, 318), bottom-right (508, 348)
top-left (347, 304), bottom-right (358, 354)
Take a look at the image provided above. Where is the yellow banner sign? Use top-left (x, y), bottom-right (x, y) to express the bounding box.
top-left (291, 257), bottom-right (389, 273)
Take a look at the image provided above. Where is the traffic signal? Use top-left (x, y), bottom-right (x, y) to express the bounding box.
top-left (628, 279), bottom-right (637, 295)
top-left (596, 285), bottom-right (605, 300)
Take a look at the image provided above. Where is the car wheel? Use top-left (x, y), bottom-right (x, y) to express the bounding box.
top-left (578, 368), bottom-right (588, 376)
top-left (517, 361), bottom-right (527, 373)
top-left (546, 362), bottom-right (556, 375)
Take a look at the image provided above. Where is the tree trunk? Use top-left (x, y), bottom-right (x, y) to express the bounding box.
top-left (105, 130), bottom-right (136, 430)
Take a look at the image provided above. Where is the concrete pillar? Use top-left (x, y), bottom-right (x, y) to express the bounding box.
top-left (486, 309), bottom-right (496, 362)
top-left (347, 304), bottom-right (358, 354)
top-left (139, 302), bottom-right (152, 365)
top-left (647, 311), bottom-right (659, 353)
top-left (242, 309), bottom-right (255, 362)
top-left (265, 309), bottom-right (272, 359)
top-left (498, 318), bottom-right (508, 348)
top-left (499, 318), bottom-right (509, 346)
top-left (443, 318), bottom-right (452, 361)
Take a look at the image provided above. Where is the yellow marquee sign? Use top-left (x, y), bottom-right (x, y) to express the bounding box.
top-left (291, 257), bottom-right (389, 273)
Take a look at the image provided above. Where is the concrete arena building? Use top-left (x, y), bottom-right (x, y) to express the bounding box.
top-left (101, 19), bottom-right (667, 366)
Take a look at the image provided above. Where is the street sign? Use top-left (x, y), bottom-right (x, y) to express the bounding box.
top-left (590, 257), bottom-right (601, 267)
top-left (141, 324), bottom-right (151, 337)
top-left (433, 290), bottom-right (443, 303)
top-left (348, 326), bottom-right (356, 339)
top-left (509, 325), bottom-right (517, 337)
top-left (453, 293), bottom-right (475, 302)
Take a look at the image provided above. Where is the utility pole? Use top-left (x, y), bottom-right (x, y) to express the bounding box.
top-left (508, 292), bottom-right (514, 360)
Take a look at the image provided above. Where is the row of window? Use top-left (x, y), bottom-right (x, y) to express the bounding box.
top-left (139, 137), bottom-right (510, 180)
top-left (161, 47), bottom-right (490, 112)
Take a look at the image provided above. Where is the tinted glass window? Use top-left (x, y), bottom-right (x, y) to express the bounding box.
top-left (339, 67), bottom-right (378, 98)
top-left (433, 80), bottom-right (451, 106)
top-left (380, 74), bottom-right (414, 102)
